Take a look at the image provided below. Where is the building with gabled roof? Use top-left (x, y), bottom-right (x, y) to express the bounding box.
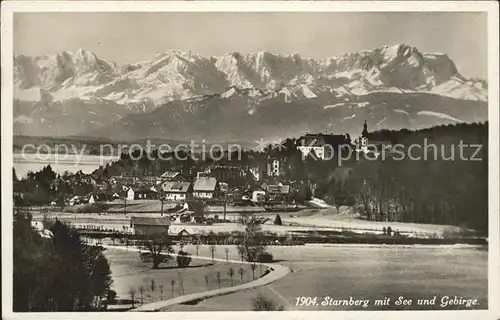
top-left (88, 193), bottom-right (107, 204)
top-left (130, 216), bottom-right (171, 236)
top-left (162, 181), bottom-right (192, 201)
top-left (127, 187), bottom-right (157, 201)
top-left (193, 177), bottom-right (219, 199)
top-left (296, 131), bottom-right (351, 160)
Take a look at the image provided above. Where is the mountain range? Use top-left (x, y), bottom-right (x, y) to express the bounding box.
top-left (13, 44), bottom-right (488, 142)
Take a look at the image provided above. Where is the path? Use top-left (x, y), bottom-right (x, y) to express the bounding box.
top-left (101, 244), bottom-right (291, 312)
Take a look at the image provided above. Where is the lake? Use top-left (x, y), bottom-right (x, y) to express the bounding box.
top-left (13, 153), bottom-right (119, 178)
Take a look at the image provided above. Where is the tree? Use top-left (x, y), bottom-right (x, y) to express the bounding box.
top-left (128, 287), bottom-right (136, 308)
top-left (150, 279), bottom-right (156, 301)
top-left (13, 212), bottom-right (113, 311)
top-left (209, 244), bottom-right (216, 261)
top-left (170, 279), bottom-right (176, 298)
top-left (139, 234), bottom-right (174, 269)
top-left (176, 250), bottom-right (192, 268)
top-left (195, 241), bottom-right (200, 256)
top-left (237, 215), bottom-right (267, 262)
top-left (107, 290), bottom-right (117, 306)
top-left (252, 293), bottom-right (285, 311)
top-left (238, 267), bottom-right (245, 283)
top-left (139, 286), bottom-right (144, 304)
top-left (273, 214), bottom-right (282, 225)
top-left (224, 247), bottom-right (229, 262)
top-left (250, 263), bottom-right (257, 280)
top-left (188, 199), bottom-right (206, 223)
top-left (216, 271), bottom-right (221, 288)
top-left (159, 284), bottom-right (164, 300)
top-left (177, 271), bottom-right (185, 295)
top-left (228, 267), bottom-right (235, 286)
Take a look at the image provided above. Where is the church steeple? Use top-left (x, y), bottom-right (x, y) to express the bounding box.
top-left (362, 120), bottom-right (368, 138)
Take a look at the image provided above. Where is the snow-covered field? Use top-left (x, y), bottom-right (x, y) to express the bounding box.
top-left (164, 244), bottom-right (488, 311)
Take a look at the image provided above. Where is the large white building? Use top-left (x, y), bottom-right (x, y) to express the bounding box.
top-left (296, 133), bottom-right (351, 160)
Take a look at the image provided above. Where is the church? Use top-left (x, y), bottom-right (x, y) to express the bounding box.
top-left (354, 120), bottom-right (393, 155)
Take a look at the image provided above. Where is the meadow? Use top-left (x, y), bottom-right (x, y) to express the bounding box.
top-left (161, 244), bottom-right (488, 311)
top-left (105, 247), bottom-right (258, 306)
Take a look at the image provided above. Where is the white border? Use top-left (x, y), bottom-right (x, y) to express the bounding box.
top-left (1, 1), bottom-right (499, 320)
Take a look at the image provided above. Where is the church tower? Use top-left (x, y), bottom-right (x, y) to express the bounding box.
top-left (361, 120), bottom-right (368, 138)
top-left (360, 120), bottom-right (369, 148)
top-left (362, 120), bottom-right (369, 138)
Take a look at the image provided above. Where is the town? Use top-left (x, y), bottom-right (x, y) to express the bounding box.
top-left (15, 122), bottom-right (411, 239)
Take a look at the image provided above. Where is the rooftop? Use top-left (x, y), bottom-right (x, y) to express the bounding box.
top-left (163, 181), bottom-right (191, 193)
top-left (296, 133), bottom-right (351, 147)
top-left (193, 177), bottom-right (218, 192)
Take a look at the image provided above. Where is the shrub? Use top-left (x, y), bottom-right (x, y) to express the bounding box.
top-left (176, 250), bottom-right (192, 268)
top-left (273, 215), bottom-right (282, 225)
top-left (256, 252), bottom-right (274, 263)
top-left (252, 293), bottom-right (284, 311)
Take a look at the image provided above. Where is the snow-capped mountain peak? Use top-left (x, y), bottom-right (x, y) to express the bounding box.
top-left (13, 44), bottom-right (487, 138)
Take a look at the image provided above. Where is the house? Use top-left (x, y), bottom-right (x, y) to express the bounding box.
top-left (278, 185), bottom-right (291, 201)
top-left (296, 132), bottom-right (351, 160)
top-left (130, 216), bottom-right (171, 236)
top-left (159, 171), bottom-right (188, 183)
top-left (88, 193), bottom-right (107, 204)
top-left (69, 196), bottom-right (82, 206)
top-left (162, 181), bottom-right (192, 201)
top-left (266, 158), bottom-right (283, 177)
top-left (193, 177), bottom-right (219, 199)
top-left (266, 185), bottom-right (281, 201)
top-left (219, 182), bottom-right (229, 193)
top-left (244, 185), bottom-right (266, 203)
top-left (178, 228), bottom-right (190, 237)
top-left (127, 187), bottom-right (157, 200)
top-left (204, 165), bottom-right (246, 185)
top-left (175, 213), bottom-right (192, 223)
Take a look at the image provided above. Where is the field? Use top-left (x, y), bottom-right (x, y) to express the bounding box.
top-left (160, 244), bottom-right (488, 311)
top-left (105, 246), bottom-right (258, 305)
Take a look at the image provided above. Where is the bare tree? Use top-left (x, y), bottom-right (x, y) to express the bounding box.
top-left (237, 215), bottom-right (267, 262)
top-left (128, 287), bottom-right (136, 308)
top-left (216, 271), bottom-right (221, 288)
top-left (224, 247), bottom-right (229, 263)
top-left (139, 286), bottom-right (144, 305)
top-left (170, 279), bottom-right (175, 298)
top-left (159, 284), bottom-right (164, 300)
top-left (177, 271), bottom-right (185, 295)
top-left (238, 267), bottom-right (245, 283)
top-left (205, 274), bottom-right (209, 288)
top-left (228, 267), bottom-right (235, 286)
top-left (139, 234), bottom-right (174, 269)
top-left (250, 263), bottom-right (257, 280)
top-left (209, 244), bottom-right (216, 261)
top-left (150, 279), bottom-right (156, 302)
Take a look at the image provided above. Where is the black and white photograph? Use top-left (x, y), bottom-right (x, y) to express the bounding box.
top-left (1, 1), bottom-right (499, 319)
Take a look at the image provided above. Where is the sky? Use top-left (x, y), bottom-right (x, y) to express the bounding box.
top-left (14, 12), bottom-right (487, 79)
